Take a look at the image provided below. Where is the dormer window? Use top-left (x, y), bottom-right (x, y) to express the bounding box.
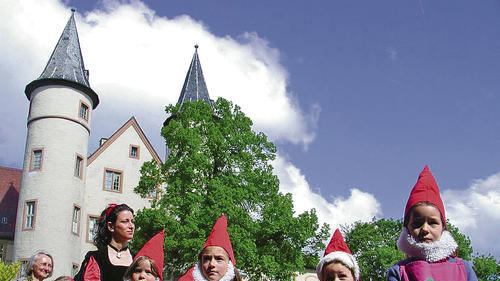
top-left (79, 101), bottom-right (89, 121)
top-left (129, 145), bottom-right (140, 159)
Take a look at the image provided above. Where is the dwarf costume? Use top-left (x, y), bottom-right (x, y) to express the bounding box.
top-left (316, 229), bottom-right (360, 281)
top-left (133, 229), bottom-right (165, 280)
top-left (178, 215), bottom-right (237, 281)
top-left (74, 204), bottom-right (135, 281)
top-left (386, 166), bottom-right (478, 281)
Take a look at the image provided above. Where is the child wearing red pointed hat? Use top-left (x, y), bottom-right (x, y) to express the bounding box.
top-left (316, 229), bottom-right (360, 281)
top-left (123, 256), bottom-right (160, 281)
top-left (123, 229), bottom-right (165, 281)
top-left (386, 166), bottom-right (478, 281)
top-left (179, 215), bottom-right (242, 281)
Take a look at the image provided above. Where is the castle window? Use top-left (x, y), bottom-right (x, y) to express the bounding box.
top-left (87, 215), bottom-right (99, 243)
top-left (1, 217), bottom-right (7, 224)
top-left (72, 205), bottom-right (80, 235)
top-left (129, 145), bottom-right (140, 159)
top-left (75, 155), bottom-right (83, 178)
top-left (23, 200), bottom-right (37, 230)
top-left (30, 149), bottom-right (43, 171)
top-left (79, 101), bottom-right (89, 121)
top-left (104, 168), bottom-right (123, 192)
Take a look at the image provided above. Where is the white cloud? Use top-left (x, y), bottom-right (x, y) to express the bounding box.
top-left (386, 46), bottom-right (398, 60)
top-left (273, 154), bottom-right (382, 229)
top-left (0, 0), bottom-right (318, 167)
top-left (443, 172), bottom-right (500, 258)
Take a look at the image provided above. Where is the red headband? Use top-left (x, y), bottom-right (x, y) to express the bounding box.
top-left (106, 203), bottom-right (118, 216)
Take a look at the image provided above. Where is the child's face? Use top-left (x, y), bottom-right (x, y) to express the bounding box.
top-left (407, 204), bottom-right (443, 243)
top-left (322, 262), bottom-right (355, 281)
top-left (200, 246), bottom-right (229, 281)
top-left (131, 260), bottom-right (157, 281)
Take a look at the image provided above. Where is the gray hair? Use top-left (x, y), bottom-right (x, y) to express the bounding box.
top-left (25, 250), bottom-right (54, 278)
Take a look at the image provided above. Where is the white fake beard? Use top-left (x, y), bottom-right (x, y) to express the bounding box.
top-left (397, 228), bottom-right (458, 262)
top-left (193, 261), bottom-right (235, 281)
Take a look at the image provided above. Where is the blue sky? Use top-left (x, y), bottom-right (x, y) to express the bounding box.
top-left (1, 0), bottom-right (499, 258)
top-left (84, 0), bottom-right (500, 218)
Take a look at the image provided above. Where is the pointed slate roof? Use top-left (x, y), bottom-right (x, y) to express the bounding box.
top-left (164, 45), bottom-right (213, 126)
top-left (177, 45), bottom-right (213, 106)
top-left (25, 9), bottom-right (99, 108)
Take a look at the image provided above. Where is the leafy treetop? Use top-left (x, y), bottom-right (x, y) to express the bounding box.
top-left (134, 98), bottom-right (329, 280)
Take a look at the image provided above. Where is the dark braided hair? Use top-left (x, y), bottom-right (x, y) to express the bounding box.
top-left (94, 203), bottom-right (134, 250)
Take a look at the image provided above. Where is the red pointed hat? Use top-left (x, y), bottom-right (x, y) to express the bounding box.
top-left (177, 266), bottom-right (195, 281)
top-left (203, 215), bottom-right (236, 265)
top-left (135, 229), bottom-right (165, 280)
top-left (404, 165), bottom-right (446, 224)
top-left (317, 229), bottom-right (360, 281)
top-left (323, 229), bottom-right (352, 256)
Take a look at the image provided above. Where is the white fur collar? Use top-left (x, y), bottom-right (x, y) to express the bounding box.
top-left (397, 228), bottom-right (458, 262)
top-left (192, 261), bottom-right (235, 281)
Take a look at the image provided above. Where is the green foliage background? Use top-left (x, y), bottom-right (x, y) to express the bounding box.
top-left (0, 261), bottom-right (21, 281)
top-left (133, 99), bottom-right (329, 280)
top-left (473, 254), bottom-right (500, 281)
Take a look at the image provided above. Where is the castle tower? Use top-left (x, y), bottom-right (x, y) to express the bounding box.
top-left (176, 45), bottom-right (213, 106)
top-left (14, 9), bottom-right (99, 277)
top-left (164, 45), bottom-right (212, 159)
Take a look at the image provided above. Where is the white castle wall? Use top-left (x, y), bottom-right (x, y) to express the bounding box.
top-left (14, 85), bottom-right (93, 277)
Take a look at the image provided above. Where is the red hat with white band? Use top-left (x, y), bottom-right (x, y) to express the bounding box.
top-left (316, 229), bottom-right (360, 281)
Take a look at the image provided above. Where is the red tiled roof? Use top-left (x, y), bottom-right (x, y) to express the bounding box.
top-left (0, 166), bottom-right (21, 195)
top-left (0, 166), bottom-right (22, 239)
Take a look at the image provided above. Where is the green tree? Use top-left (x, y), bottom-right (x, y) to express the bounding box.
top-left (133, 99), bottom-right (329, 280)
top-left (342, 218), bottom-right (405, 281)
top-left (473, 254), bottom-right (500, 281)
top-left (447, 222), bottom-right (473, 260)
top-left (0, 261), bottom-right (21, 281)
top-left (342, 218), bottom-right (475, 281)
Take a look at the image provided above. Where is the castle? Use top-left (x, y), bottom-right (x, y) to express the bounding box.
top-left (0, 10), bottom-right (213, 278)
top-left (0, 10), bottom-right (321, 281)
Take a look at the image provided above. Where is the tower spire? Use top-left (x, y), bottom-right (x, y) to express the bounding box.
top-left (177, 45), bottom-right (213, 106)
top-left (25, 9), bottom-right (99, 108)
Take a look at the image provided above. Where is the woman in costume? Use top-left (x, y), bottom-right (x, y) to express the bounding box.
top-left (75, 203), bottom-right (135, 281)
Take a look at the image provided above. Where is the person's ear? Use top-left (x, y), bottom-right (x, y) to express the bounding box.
top-left (107, 221), bottom-right (114, 233)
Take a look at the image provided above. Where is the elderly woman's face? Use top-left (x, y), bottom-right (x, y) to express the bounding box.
top-left (32, 254), bottom-right (53, 280)
top-left (200, 246), bottom-right (229, 281)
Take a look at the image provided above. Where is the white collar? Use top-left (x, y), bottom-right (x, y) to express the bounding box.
top-left (192, 261), bottom-right (235, 281)
top-left (397, 228), bottom-right (458, 262)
